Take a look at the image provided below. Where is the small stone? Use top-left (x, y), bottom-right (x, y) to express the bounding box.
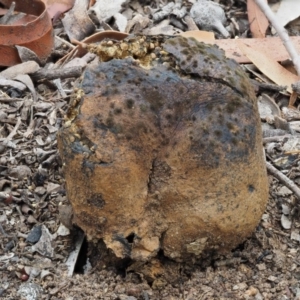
top-left (255, 292), bottom-right (264, 300)
top-left (267, 275), bottom-right (277, 282)
top-left (26, 225), bottom-right (42, 244)
top-left (233, 282), bottom-right (247, 290)
top-left (281, 204), bottom-right (290, 215)
top-left (34, 186), bottom-right (46, 196)
top-left (245, 286), bottom-right (258, 296)
top-left (46, 182), bottom-right (60, 194)
top-left (119, 295), bottom-right (137, 300)
top-left (291, 230), bottom-right (300, 242)
top-left (56, 224), bottom-right (70, 236)
top-left (190, 0), bottom-right (229, 37)
top-left (277, 186), bottom-right (293, 196)
top-left (257, 263), bottom-right (266, 271)
top-left (17, 283), bottom-right (43, 300)
top-left (281, 214), bottom-right (292, 230)
top-left (8, 165), bottom-right (32, 180)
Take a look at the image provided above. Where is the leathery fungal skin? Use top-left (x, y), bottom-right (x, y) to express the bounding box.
top-left (58, 36), bottom-right (268, 262)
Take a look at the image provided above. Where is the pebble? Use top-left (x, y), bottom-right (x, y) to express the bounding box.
top-left (232, 282), bottom-right (247, 290)
top-left (118, 296), bottom-right (137, 300)
top-left (277, 186), bottom-right (293, 196)
top-left (34, 186), bottom-right (46, 196)
top-left (26, 225), bottom-right (42, 243)
top-left (255, 292), bottom-right (263, 300)
top-left (267, 275), bottom-right (277, 282)
top-left (257, 263), bottom-right (266, 271)
top-left (244, 286), bottom-right (258, 296)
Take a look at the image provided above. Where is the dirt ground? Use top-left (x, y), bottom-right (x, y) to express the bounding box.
top-left (1, 0), bottom-right (300, 299)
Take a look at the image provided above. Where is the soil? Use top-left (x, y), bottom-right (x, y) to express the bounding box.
top-left (1, 0), bottom-right (300, 299)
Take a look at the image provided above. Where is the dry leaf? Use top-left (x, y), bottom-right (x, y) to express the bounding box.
top-left (0, 0), bottom-right (54, 66)
top-left (0, 61), bottom-right (40, 79)
top-left (62, 0), bottom-right (95, 41)
top-left (238, 41), bottom-right (299, 92)
top-left (275, 0), bottom-right (300, 28)
top-left (180, 33), bottom-right (300, 64)
top-left (41, 0), bottom-right (75, 19)
top-left (247, 0), bottom-right (269, 38)
top-left (179, 30), bottom-right (215, 40)
top-left (281, 214), bottom-right (292, 229)
top-left (258, 93), bottom-right (281, 122)
top-left (89, 0), bottom-right (128, 22)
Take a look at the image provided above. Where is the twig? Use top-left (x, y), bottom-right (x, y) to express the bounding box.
top-left (5, 117), bottom-right (21, 141)
top-left (0, 1), bottom-right (15, 25)
top-left (263, 135), bottom-right (292, 144)
top-left (0, 223), bottom-right (8, 237)
top-left (55, 35), bottom-right (76, 49)
top-left (30, 66), bottom-right (82, 82)
top-left (250, 79), bottom-right (286, 93)
top-left (0, 98), bottom-right (23, 103)
top-left (184, 15), bottom-right (199, 31)
top-left (266, 161), bottom-right (300, 200)
top-left (254, 0), bottom-right (300, 75)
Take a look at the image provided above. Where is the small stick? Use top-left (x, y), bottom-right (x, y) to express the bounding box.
top-left (0, 223), bottom-right (8, 237)
top-left (55, 35), bottom-right (76, 49)
top-left (250, 79), bottom-right (286, 93)
top-left (5, 117), bottom-right (21, 141)
top-left (0, 98), bottom-right (23, 103)
top-left (263, 135), bottom-right (292, 144)
top-left (30, 66), bottom-right (82, 82)
top-left (184, 15), bottom-right (199, 31)
top-left (0, 1), bottom-right (15, 25)
top-left (266, 161), bottom-right (300, 200)
top-left (254, 0), bottom-right (300, 75)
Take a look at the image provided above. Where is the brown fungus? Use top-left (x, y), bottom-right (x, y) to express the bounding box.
top-left (58, 36), bottom-right (268, 272)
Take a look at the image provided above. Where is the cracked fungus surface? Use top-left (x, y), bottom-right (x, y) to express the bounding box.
top-left (58, 36), bottom-right (268, 262)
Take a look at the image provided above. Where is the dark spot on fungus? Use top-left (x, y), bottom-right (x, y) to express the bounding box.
top-left (206, 102), bottom-right (213, 111)
top-left (106, 117), bottom-right (114, 128)
top-left (214, 130), bottom-right (222, 138)
top-left (226, 98), bottom-right (242, 113)
top-left (114, 108), bottom-right (122, 114)
top-left (168, 39), bottom-right (177, 46)
top-left (178, 39), bottom-right (189, 48)
top-left (226, 122), bottom-right (234, 130)
top-left (140, 104), bottom-right (148, 112)
top-left (125, 133), bottom-right (133, 140)
top-left (181, 49), bottom-right (189, 56)
top-left (87, 194), bottom-right (105, 208)
top-left (126, 99), bottom-right (134, 109)
top-left (248, 185), bottom-right (255, 193)
top-left (232, 138), bottom-right (238, 145)
top-left (228, 77), bottom-right (235, 86)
